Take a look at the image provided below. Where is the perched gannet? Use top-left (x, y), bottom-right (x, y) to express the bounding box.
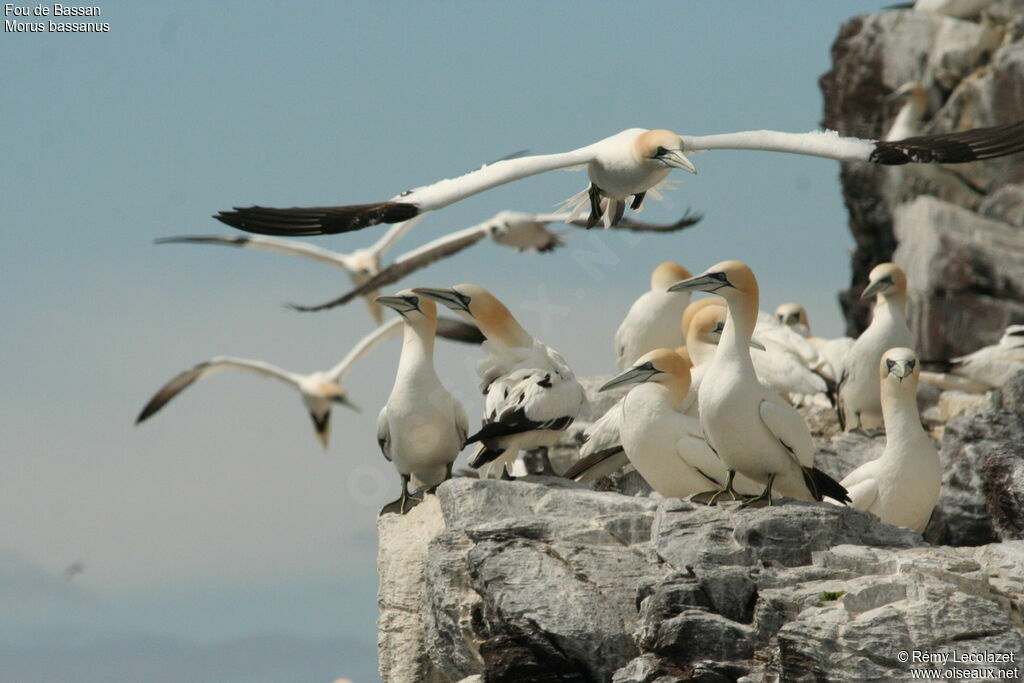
top-left (215, 122), bottom-right (1024, 235)
top-left (614, 261), bottom-right (693, 370)
top-left (920, 324), bottom-right (1024, 393)
top-left (135, 316), bottom-right (480, 448)
top-left (775, 302), bottom-right (854, 383)
top-left (157, 216), bottom-right (424, 325)
top-left (837, 348), bottom-right (940, 532)
top-left (669, 261), bottom-right (850, 505)
top-left (681, 298), bottom-right (724, 343)
top-left (290, 210), bottom-right (702, 313)
top-left (415, 284), bottom-right (585, 478)
top-left (375, 290), bottom-right (468, 515)
top-left (598, 349), bottom-right (761, 499)
top-left (839, 263), bottom-right (915, 431)
top-left (884, 82), bottom-right (928, 142)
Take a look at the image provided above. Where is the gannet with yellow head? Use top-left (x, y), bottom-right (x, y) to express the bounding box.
top-left (375, 290), bottom-right (469, 515)
top-left (669, 260), bottom-right (850, 505)
top-left (836, 347), bottom-right (940, 532)
top-left (614, 261), bottom-right (694, 371)
top-left (415, 284), bottom-right (585, 478)
top-left (775, 302), bottom-right (855, 383)
top-left (838, 263), bottom-right (915, 431)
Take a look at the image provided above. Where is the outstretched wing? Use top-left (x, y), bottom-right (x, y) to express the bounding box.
top-left (155, 234), bottom-right (356, 272)
top-left (136, 357), bottom-right (300, 424)
top-left (567, 209), bottom-right (703, 232)
top-left (327, 318), bottom-right (403, 380)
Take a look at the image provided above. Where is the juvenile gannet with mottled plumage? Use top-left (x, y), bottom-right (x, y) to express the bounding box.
top-left (415, 284), bottom-right (585, 478)
top-left (288, 210), bottom-right (702, 313)
top-left (839, 263), bottom-right (915, 431)
top-left (215, 122), bottom-right (1024, 236)
top-left (920, 324), bottom-right (1024, 393)
top-left (775, 302), bottom-right (855, 383)
top-left (375, 290), bottom-right (468, 515)
top-left (598, 349), bottom-right (761, 499)
top-left (834, 348), bottom-right (940, 532)
top-left (669, 261), bottom-right (850, 505)
top-left (614, 261), bottom-right (693, 370)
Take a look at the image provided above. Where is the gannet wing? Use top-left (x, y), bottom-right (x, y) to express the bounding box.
top-left (367, 215), bottom-right (427, 260)
top-left (215, 145), bottom-right (602, 236)
top-left (326, 318), bottom-right (403, 380)
top-left (376, 406), bottom-right (392, 462)
top-left (454, 399), bottom-right (469, 447)
top-left (563, 448), bottom-right (629, 482)
top-left (757, 399), bottom-right (815, 468)
top-left (435, 318), bottom-right (486, 345)
top-left (680, 120), bottom-right (1024, 164)
top-left (567, 209), bottom-right (703, 232)
top-left (288, 225), bottom-right (491, 312)
top-left (578, 399), bottom-right (624, 459)
top-left (156, 234), bottom-right (356, 272)
top-left (136, 357), bottom-right (301, 424)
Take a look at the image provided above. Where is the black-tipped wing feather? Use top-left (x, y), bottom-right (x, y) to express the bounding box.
top-left (567, 209), bottom-right (703, 232)
top-left (215, 202), bottom-right (419, 236)
top-left (436, 318), bottom-right (485, 345)
top-left (562, 446), bottom-right (625, 480)
top-left (871, 120), bottom-right (1024, 165)
top-left (135, 363), bottom-right (209, 424)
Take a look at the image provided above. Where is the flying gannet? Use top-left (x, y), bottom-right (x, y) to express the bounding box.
top-left (838, 263), bottom-right (915, 432)
top-left (598, 349), bottom-right (761, 499)
top-left (668, 261), bottom-right (850, 505)
top-left (414, 284), bottom-right (585, 478)
top-left (375, 290), bottom-right (468, 515)
top-left (920, 324), bottom-right (1024, 393)
top-left (835, 348), bottom-right (940, 532)
top-left (288, 211), bottom-right (702, 313)
top-left (614, 261), bottom-right (694, 370)
top-left (135, 316), bottom-right (480, 447)
top-left (775, 302), bottom-right (854, 383)
top-left (157, 216), bottom-right (425, 325)
top-left (214, 122), bottom-right (1024, 235)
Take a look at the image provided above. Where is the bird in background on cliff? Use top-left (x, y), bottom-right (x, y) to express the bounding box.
top-left (375, 290), bottom-right (468, 515)
top-left (837, 263), bottom-right (915, 432)
top-left (157, 216), bottom-right (426, 325)
top-left (668, 261), bottom-right (851, 506)
top-left (614, 261), bottom-right (694, 371)
top-left (135, 315), bottom-right (482, 448)
top-left (213, 121), bottom-right (1024, 237)
top-left (884, 82), bottom-right (929, 142)
top-left (414, 284), bottom-right (586, 479)
top-left (597, 349), bottom-right (763, 499)
top-left (287, 210), bottom-right (703, 313)
top-left (919, 324), bottom-right (1024, 393)
top-left (775, 303), bottom-right (855, 384)
top-left (832, 348), bottom-right (941, 533)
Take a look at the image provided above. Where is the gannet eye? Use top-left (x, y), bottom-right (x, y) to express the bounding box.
top-left (886, 359), bottom-right (897, 374)
top-left (714, 322), bottom-right (725, 333)
top-left (638, 361), bottom-right (657, 372)
top-left (655, 146), bottom-right (668, 156)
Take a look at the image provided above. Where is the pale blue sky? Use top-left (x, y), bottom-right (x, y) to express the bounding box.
top-left (2, 2), bottom-right (892, 680)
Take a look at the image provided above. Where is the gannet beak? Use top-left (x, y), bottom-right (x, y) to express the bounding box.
top-left (885, 358), bottom-right (915, 380)
top-left (376, 294), bottom-right (421, 315)
top-left (660, 149), bottom-right (697, 174)
top-left (749, 339), bottom-right (766, 351)
top-left (860, 279), bottom-right (888, 299)
top-left (599, 362), bottom-right (662, 392)
top-left (412, 287), bottom-right (469, 313)
top-left (668, 271), bottom-right (729, 294)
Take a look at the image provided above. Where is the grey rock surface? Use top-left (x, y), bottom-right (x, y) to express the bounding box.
top-left (820, 5), bottom-right (1024, 350)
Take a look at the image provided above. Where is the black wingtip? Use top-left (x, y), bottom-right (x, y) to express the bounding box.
top-left (214, 202), bottom-right (419, 236)
top-left (871, 119), bottom-right (1024, 165)
top-left (803, 466), bottom-right (851, 504)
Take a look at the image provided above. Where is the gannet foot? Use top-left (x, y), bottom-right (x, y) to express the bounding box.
top-left (500, 466), bottom-right (515, 481)
top-left (586, 184), bottom-right (604, 229)
top-left (697, 469), bottom-right (739, 506)
top-left (691, 489), bottom-right (727, 506)
top-left (741, 473), bottom-right (776, 508)
top-left (379, 475), bottom-right (424, 516)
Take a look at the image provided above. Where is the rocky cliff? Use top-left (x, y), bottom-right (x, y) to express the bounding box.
top-left (820, 0), bottom-right (1024, 355)
top-left (377, 373), bottom-right (1024, 682)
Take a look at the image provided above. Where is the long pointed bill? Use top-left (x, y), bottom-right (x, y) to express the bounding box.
top-left (668, 272), bottom-right (726, 294)
top-left (661, 149), bottom-right (697, 174)
top-left (412, 287), bottom-right (469, 313)
top-left (860, 279), bottom-right (888, 299)
top-left (749, 339), bottom-right (766, 351)
top-left (337, 395), bottom-right (361, 413)
top-left (599, 365), bottom-right (662, 392)
top-left (885, 359), bottom-right (914, 379)
top-left (375, 295), bottom-right (421, 315)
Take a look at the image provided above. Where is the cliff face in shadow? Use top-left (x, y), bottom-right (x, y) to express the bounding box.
top-left (820, 1), bottom-right (1024, 356)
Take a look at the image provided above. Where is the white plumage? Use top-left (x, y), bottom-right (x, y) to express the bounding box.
top-left (920, 324), bottom-right (1024, 393)
top-left (836, 348), bottom-right (941, 533)
top-left (614, 261), bottom-right (693, 370)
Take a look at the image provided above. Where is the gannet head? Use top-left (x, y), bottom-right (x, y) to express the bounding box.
top-left (414, 284), bottom-right (529, 346)
top-left (1002, 324), bottom-right (1024, 347)
top-left (861, 263), bottom-right (907, 300)
top-left (376, 288), bottom-right (438, 329)
top-left (635, 129), bottom-right (697, 174)
top-left (887, 81), bottom-right (927, 112)
top-left (687, 305), bottom-right (765, 357)
top-left (681, 298), bottom-right (725, 339)
top-left (880, 346), bottom-right (919, 386)
top-left (668, 260), bottom-right (758, 299)
top-left (599, 348), bottom-right (692, 394)
top-left (775, 303), bottom-right (809, 329)
top-left (650, 261), bottom-right (693, 292)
